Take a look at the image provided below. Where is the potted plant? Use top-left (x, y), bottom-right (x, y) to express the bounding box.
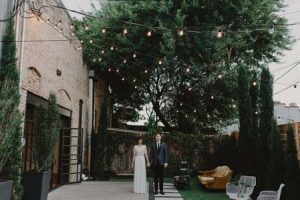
top-left (22, 94), bottom-right (60, 200)
top-left (0, 79), bottom-right (22, 200)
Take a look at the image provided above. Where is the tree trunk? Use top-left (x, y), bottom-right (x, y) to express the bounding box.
top-left (151, 100), bottom-right (172, 132)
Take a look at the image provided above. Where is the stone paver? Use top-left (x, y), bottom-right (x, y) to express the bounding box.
top-left (49, 181), bottom-right (149, 200)
top-left (153, 183), bottom-right (183, 200)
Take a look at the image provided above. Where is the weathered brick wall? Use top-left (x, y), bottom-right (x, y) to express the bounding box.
top-left (17, 0), bottom-right (90, 181)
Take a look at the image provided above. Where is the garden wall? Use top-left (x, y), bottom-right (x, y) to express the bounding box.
top-left (104, 130), bottom-right (239, 177)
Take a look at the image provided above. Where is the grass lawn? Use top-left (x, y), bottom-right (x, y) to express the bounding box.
top-left (178, 179), bottom-right (228, 200)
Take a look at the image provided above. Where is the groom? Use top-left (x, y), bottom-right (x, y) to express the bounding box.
top-left (150, 133), bottom-right (168, 195)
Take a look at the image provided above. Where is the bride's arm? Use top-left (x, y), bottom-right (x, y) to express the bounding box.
top-left (144, 146), bottom-right (150, 166)
top-left (132, 145), bottom-right (136, 168)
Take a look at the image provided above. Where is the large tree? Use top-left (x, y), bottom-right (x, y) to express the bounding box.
top-left (76, 0), bottom-right (291, 133)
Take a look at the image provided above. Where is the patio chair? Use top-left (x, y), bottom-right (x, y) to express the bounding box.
top-left (226, 175), bottom-right (256, 200)
top-left (257, 184), bottom-right (285, 200)
top-left (174, 161), bottom-right (190, 189)
top-left (198, 166), bottom-right (232, 189)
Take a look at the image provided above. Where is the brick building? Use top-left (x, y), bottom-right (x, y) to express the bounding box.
top-left (0, 0), bottom-right (106, 189)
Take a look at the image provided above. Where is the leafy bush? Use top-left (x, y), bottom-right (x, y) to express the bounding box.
top-left (31, 94), bottom-right (60, 171)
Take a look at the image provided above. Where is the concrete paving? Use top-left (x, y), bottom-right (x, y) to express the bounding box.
top-left (48, 181), bottom-right (149, 200)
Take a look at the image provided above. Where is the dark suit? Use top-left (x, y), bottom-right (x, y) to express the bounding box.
top-left (150, 141), bottom-right (168, 192)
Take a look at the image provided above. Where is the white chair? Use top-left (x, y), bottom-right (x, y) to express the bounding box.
top-left (226, 176), bottom-right (256, 200)
top-left (257, 184), bottom-right (285, 200)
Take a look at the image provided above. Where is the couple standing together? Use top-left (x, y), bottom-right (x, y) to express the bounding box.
top-left (132, 133), bottom-right (168, 195)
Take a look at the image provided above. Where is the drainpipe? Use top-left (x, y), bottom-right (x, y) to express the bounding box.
top-left (87, 69), bottom-right (95, 175)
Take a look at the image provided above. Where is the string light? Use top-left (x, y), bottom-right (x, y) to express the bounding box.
top-left (194, 109), bottom-right (196, 113)
top-left (89, 40), bottom-right (93, 44)
top-left (232, 104), bottom-right (237, 108)
top-left (269, 23), bottom-right (275, 34)
top-left (133, 53), bottom-right (137, 58)
top-left (218, 74), bottom-right (222, 79)
top-left (102, 28), bottom-right (106, 33)
top-left (93, 58), bottom-right (96, 62)
top-left (188, 87), bottom-right (192, 91)
top-left (85, 26), bottom-right (89, 30)
top-left (211, 96), bottom-right (214, 99)
top-left (101, 50), bottom-right (105, 54)
top-left (147, 31), bottom-right (152, 37)
top-left (255, 111), bottom-right (259, 115)
top-left (116, 68), bottom-right (120, 72)
top-left (186, 68), bottom-right (190, 73)
top-left (59, 28), bottom-right (63, 33)
top-left (80, 40), bottom-right (83, 44)
top-left (133, 79), bottom-right (136, 83)
top-left (144, 69), bottom-right (148, 74)
top-left (123, 28), bottom-right (128, 34)
top-left (70, 24), bottom-right (74, 29)
top-left (167, 78), bottom-right (170, 82)
top-left (123, 59), bottom-right (127, 63)
top-left (122, 77), bottom-right (125, 81)
top-left (98, 57), bottom-right (102, 62)
top-left (253, 81), bottom-right (257, 86)
top-left (134, 85), bottom-right (137, 89)
top-left (178, 30), bottom-right (184, 36)
top-left (58, 20), bottom-right (62, 26)
top-left (71, 32), bottom-right (75, 36)
top-left (108, 68), bottom-right (111, 72)
top-left (158, 60), bottom-right (163, 65)
top-left (110, 46), bottom-right (114, 51)
top-left (216, 31), bottom-right (223, 38)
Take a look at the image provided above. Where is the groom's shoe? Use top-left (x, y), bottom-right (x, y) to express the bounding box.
top-left (154, 191), bottom-right (158, 195)
top-left (160, 191), bottom-right (165, 195)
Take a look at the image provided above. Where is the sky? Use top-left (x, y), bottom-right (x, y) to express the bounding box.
top-left (62, 0), bottom-right (300, 107)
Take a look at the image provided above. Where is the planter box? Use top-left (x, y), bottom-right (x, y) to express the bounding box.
top-left (22, 170), bottom-right (51, 200)
top-left (0, 180), bottom-right (13, 200)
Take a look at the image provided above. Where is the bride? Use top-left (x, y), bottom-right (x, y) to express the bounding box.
top-left (132, 136), bottom-right (150, 194)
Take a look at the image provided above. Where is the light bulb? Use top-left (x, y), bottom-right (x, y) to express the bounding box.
top-left (123, 28), bottom-right (128, 34)
top-left (102, 28), bottom-right (106, 33)
top-left (93, 58), bottom-right (96, 62)
top-left (211, 96), bottom-right (214, 99)
top-left (80, 40), bottom-right (83, 43)
top-left (188, 87), bottom-right (192, 91)
top-left (133, 53), bottom-right (136, 58)
top-left (108, 68), bottom-right (111, 72)
top-left (116, 69), bottom-right (119, 72)
top-left (218, 74), bottom-right (222, 79)
top-left (255, 111), bottom-right (258, 115)
top-left (89, 40), bottom-right (93, 44)
top-left (70, 24), bottom-right (74, 29)
top-left (110, 46), bottom-right (114, 51)
top-left (178, 30), bottom-right (184, 36)
top-left (232, 104), bottom-right (236, 108)
top-left (98, 58), bottom-right (102, 62)
top-left (253, 81), bottom-right (257, 86)
top-left (85, 26), bottom-right (89, 30)
top-left (134, 86), bottom-right (137, 89)
top-left (133, 79), bottom-right (136, 83)
top-left (147, 31), bottom-right (152, 37)
top-left (186, 68), bottom-right (190, 73)
top-left (145, 70), bottom-right (148, 74)
top-left (122, 77), bottom-right (125, 81)
top-left (158, 60), bottom-right (163, 65)
top-left (194, 109), bottom-right (196, 113)
top-left (217, 31), bottom-right (223, 38)
top-left (101, 50), bottom-right (105, 54)
top-left (59, 28), bottom-right (63, 33)
top-left (71, 32), bottom-right (75, 36)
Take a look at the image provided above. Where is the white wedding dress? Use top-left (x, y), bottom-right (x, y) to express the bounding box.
top-left (133, 145), bottom-right (147, 194)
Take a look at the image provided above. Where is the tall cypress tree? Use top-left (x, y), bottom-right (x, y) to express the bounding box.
top-left (238, 65), bottom-right (252, 175)
top-left (285, 124), bottom-right (299, 200)
top-left (266, 119), bottom-right (285, 190)
top-left (257, 67), bottom-right (273, 192)
top-left (0, 19), bottom-right (23, 199)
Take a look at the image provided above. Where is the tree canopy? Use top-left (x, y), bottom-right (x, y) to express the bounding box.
top-left (76, 0), bottom-right (292, 133)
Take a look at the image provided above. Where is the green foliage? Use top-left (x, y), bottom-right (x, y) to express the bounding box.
top-left (0, 18), bottom-right (23, 199)
top-left (266, 119), bottom-right (285, 190)
top-left (285, 124), bottom-right (300, 200)
top-left (237, 65), bottom-right (253, 175)
top-left (145, 116), bottom-right (162, 136)
top-left (32, 94), bottom-right (60, 171)
top-left (75, 0), bottom-right (291, 133)
top-left (257, 67), bottom-right (273, 191)
top-left (91, 96), bottom-right (110, 179)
